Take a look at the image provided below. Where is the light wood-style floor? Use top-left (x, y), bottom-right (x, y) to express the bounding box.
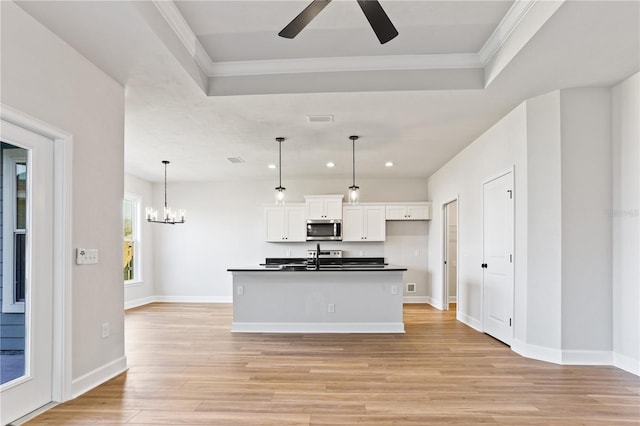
top-left (26, 303), bottom-right (639, 425)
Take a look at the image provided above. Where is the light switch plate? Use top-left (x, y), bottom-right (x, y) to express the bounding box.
top-left (76, 248), bottom-right (98, 265)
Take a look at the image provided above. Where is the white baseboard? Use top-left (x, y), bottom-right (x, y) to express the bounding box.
top-left (510, 339), bottom-right (638, 375)
top-left (124, 296), bottom-right (154, 310)
top-left (613, 352), bottom-right (640, 376)
top-left (456, 311), bottom-right (481, 332)
top-left (71, 356), bottom-right (127, 399)
top-left (448, 296), bottom-right (457, 303)
top-left (403, 296), bottom-right (430, 304)
top-left (152, 296), bottom-right (233, 303)
top-left (562, 350), bottom-right (613, 365)
top-left (511, 338), bottom-right (563, 364)
top-left (231, 322), bottom-right (405, 333)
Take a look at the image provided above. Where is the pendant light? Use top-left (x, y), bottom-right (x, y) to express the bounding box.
top-left (146, 160), bottom-right (185, 224)
top-left (348, 135), bottom-right (360, 205)
top-left (275, 137), bottom-right (286, 204)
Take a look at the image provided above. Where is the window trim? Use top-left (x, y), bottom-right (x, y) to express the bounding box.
top-left (2, 148), bottom-right (28, 313)
top-left (124, 192), bottom-right (142, 285)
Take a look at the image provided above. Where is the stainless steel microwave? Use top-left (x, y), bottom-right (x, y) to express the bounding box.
top-left (306, 219), bottom-right (342, 241)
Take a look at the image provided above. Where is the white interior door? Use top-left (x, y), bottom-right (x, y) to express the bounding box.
top-left (482, 171), bottom-right (514, 345)
top-left (443, 200), bottom-right (458, 310)
top-left (0, 120), bottom-right (54, 425)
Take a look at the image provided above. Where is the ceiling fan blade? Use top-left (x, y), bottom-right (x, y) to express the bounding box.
top-left (279, 0), bottom-right (332, 39)
top-left (356, 0), bottom-right (398, 44)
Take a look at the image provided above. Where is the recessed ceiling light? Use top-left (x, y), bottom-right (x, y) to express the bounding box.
top-left (326, 162), bottom-right (335, 168)
top-left (268, 164), bottom-right (277, 169)
top-left (385, 161), bottom-right (394, 167)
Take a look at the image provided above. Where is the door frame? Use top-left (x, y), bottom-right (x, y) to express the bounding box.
top-left (1, 104), bottom-right (74, 403)
top-left (480, 167), bottom-right (515, 343)
top-left (441, 195), bottom-right (459, 311)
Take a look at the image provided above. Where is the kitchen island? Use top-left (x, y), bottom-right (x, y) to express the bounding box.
top-left (227, 264), bottom-right (407, 333)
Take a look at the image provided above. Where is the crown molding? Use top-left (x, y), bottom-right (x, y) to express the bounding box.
top-left (209, 53), bottom-right (483, 77)
top-left (152, 0), bottom-right (216, 74)
top-left (479, 0), bottom-right (538, 65)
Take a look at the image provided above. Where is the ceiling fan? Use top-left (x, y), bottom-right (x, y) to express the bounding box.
top-left (278, 0), bottom-right (399, 44)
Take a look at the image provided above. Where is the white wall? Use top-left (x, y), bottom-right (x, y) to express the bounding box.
top-left (612, 72), bottom-right (640, 375)
top-left (1, 1), bottom-right (126, 395)
top-left (149, 177), bottom-right (429, 302)
top-left (427, 83), bottom-right (638, 374)
top-left (559, 89), bottom-right (612, 353)
top-left (523, 91), bottom-right (562, 351)
top-left (426, 104), bottom-right (527, 324)
top-left (124, 174), bottom-right (155, 309)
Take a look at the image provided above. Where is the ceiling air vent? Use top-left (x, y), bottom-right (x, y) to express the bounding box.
top-left (226, 157), bottom-right (245, 164)
top-left (307, 115), bottom-right (334, 123)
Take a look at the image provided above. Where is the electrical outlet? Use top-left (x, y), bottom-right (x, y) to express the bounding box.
top-left (237, 285), bottom-right (244, 296)
top-left (76, 248), bottom-right (99, 265)
top-left (286, 250), bottom-right (291, 257)
top-left (328, 303), bottom-right (335, 313)
top-left (391, 285), bottom-right (398, 295)
top-left (101, 322), bottom-right (110, 338)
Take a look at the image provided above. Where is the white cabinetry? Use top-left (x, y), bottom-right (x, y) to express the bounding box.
top-left (264, 204), bottom-right (306, 242)
top-left (385, 203), bottom-right (431, 220)
top-left (343, 205), bottom-right (386, 242)
top-left (305, 195), bottom-right (344, 219)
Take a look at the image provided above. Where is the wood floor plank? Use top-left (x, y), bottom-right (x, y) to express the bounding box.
top-left (23, 303), bottom-right (640, 425)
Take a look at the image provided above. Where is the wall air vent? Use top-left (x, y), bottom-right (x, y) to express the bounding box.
top-left (226, 157), bottom-right (245, 164)
top-left (307, 115), bottom-right (334, 123)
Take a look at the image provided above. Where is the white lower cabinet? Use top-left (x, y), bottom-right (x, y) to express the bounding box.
top-left (264, 204), bottom-right (306, 242)
top-left (343, 205), bottom-right (386, 242)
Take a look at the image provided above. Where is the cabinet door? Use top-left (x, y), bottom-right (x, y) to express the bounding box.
top-left (285, 206), bottom-right (306, 242)
top-left (363, 206), bottom-right (386, 241)
top-left (407, 205), bottom-right (430, 220)
top-left (385, 205), bottom-right (407, 220)
top-left (325, 198), bottom-right (343, 220)
top-left (306, 199), bottom-right (326, 219)
top-left (342, 207), bottom-right (363, 241)
top-left (264, 207), bottom-right (285, 242)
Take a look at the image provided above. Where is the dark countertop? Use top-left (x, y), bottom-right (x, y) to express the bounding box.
top-left (227, 265), bottom-right (407, 272)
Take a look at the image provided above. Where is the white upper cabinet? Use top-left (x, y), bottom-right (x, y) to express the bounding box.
top-left (264, 204), bottom-right (306, 242)
top-left (343, 205), bottom-right (386, 242)
top-left (385, 202), bottom-right (432, 220)
top-left (305, 195), bottom-right (344, 220)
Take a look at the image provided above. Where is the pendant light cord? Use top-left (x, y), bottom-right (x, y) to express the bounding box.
top-left (279, 139), bottom-right (282, 188)
top-left (163, 160), bottom-right (169, 208)
top-left (352, 138), bottom-right (356, 187)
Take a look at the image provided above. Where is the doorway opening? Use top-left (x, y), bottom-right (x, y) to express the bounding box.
top-left (443, 199), bottom-right (458, 312)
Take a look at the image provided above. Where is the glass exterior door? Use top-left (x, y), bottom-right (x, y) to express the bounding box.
top-left (0, 120), bottom-right (54, 425)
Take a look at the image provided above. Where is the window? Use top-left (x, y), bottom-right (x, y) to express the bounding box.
top-left (2, 146), bottom-right (28, 313)
top-left (123, 194), bottom-right (141, 284)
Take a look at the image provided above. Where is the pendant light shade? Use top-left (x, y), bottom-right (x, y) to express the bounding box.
top-left (348, 135), bottom-right (360, 205)
top-left (275, 137), bottom-right (286, 204)
top-left (146, 160), bottom-right (185, 224)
